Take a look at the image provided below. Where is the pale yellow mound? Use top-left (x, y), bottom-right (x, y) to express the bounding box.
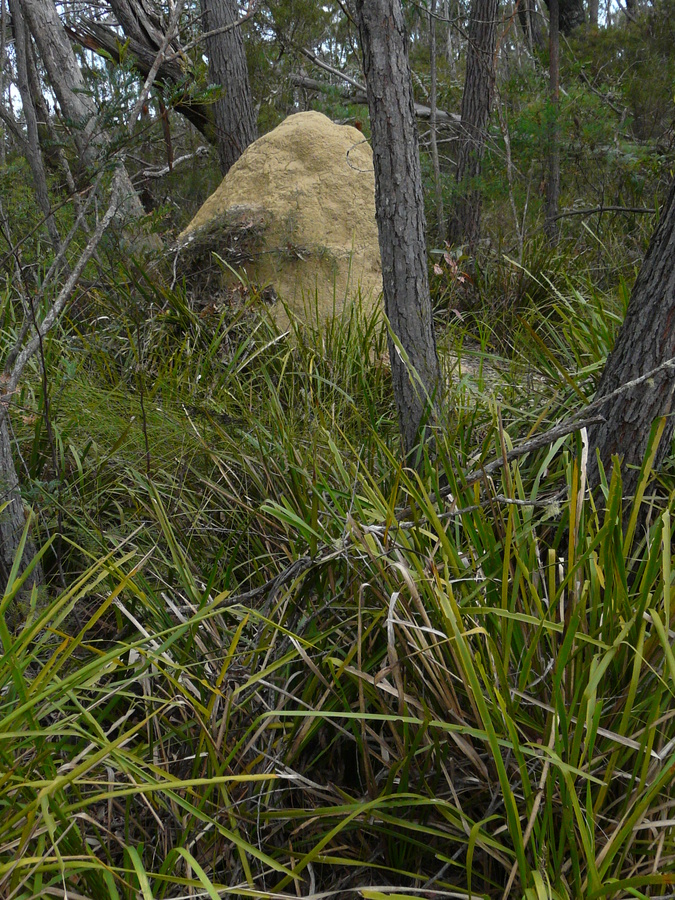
top-left (179, 111), bottom-right (383, 326)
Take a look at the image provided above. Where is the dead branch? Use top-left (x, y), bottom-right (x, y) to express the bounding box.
top-left (289, 71), bottom-right (460, 126)
top-left (554, 204), bottom-right (656, 219)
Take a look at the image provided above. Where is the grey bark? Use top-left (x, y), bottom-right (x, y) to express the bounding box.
top-left (0, 0), bottom-right (6, 165)
top-left (26, 35), bottom-right (82, 211)
top-left (9, 0), bottom-right (61, 252)
top-left (588, 0), bottom-right (599, 27)
top-left (19, 0), bottom-right (98, 163)
top-left (109, 0), bottom-right (167, 49)
top-left (201, 0), bottom-right (257, 174)
top-left (449, 0), bottom-right (499, 249)
top-left (544, 0), bottom-right (560, 243)
top-left (543, 0), bottom-right (584, 34)
top-left (354, 0), bottom-right (441, 457)
top-left (587, 177), bottom-right (675, 499)
top-left (429, 0), bottom-right (446, 243)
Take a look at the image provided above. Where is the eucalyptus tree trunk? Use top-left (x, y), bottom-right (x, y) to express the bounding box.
top-left (543, 0), bottom-right (584, 33)
top-left (109, 0), bottom-right (167, 49)
top-left (429, 0), bottom-right (446, 243)
top-left (201, 0), bottom-right (257, 174)
top-left (587, 177), bottom-right (675, 500)
top-left (449, 0), bottom-right (499, 249)
top-left (544, 0), bottom-right (560, 243)
top-left (0, 0), bottom-right (6, 165)
top-left (19, 0), bottom-right (100, 164)
top-left (588, 0), bottom-right (599, 27)
top-left (354, 0), bottom-right (441, 458)
top-left (8, 0), bottom-right (61, 252)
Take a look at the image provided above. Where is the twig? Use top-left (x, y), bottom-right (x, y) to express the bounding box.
top-left (289, 70), bottom-right (461, 125)
top-left (297, 45), bottom-right (367, 93)
top-left (397, 412), bottom-right (605, 520)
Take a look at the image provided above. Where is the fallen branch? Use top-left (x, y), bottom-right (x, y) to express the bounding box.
top-left (289, 70), bottom-right (460, 126)
top-left (397, 412), bottom-right (606, 520)
top-left (554, 204), bottom-right (655, 220)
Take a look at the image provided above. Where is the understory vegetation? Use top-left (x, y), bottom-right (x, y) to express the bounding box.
top-left (3, 256), bottom-right (675, 899)
top-left (2, 0), bottom-right (675, 897)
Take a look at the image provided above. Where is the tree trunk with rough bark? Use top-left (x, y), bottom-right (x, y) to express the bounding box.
top-left (201, 0), bottom-right (257, 174)
top-left (109, 0), bottom-right (167, 50)
top-left (544, 0), bottom-right (560, 243)
top-left (588, 0), bottom-right (599, 27)
top-left (354, 0), bottom-right (441, 458)
top-left (587, 177), bottom-right (675, 499)
top-left (449, 0), bottom-right (499, 249)
top-left (429, 0), bottom-right (446, 243)
top-left (543, 0), bottom-right (584, 34)
top-left (19, 0), bottom-right (101, 165)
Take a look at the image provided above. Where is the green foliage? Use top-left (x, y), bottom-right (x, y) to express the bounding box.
top-left (2, 245), bottom-right (675, 897)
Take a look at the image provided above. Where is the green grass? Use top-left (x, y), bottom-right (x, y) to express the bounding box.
top-left (2, 261), bottom-right (675, 899)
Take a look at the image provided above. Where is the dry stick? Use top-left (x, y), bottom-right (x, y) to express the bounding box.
top-left (141, 147), bottom-right (209, 179)
top-left (297, 45), bottom-right (366, 93)
top-left (397, 412), bottom-right (605, 520)
top-left (495, 89), bottom-right (524, 261)
top-left (290, 46), bottom-right (461, 125)
top-left (578, 69), bottom-right (626, 117)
